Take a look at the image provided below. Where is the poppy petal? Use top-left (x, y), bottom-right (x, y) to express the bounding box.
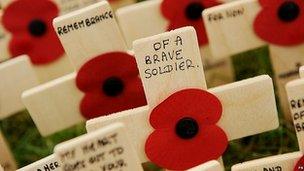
top-left (161, 0), bottom-right (189, 20)
top-left (161, 0), bottom-right (220, 46)
top-left (76, 52), bottom-right (139, 92)
top-left (145, 125), bottom-right (228, 170)
top-left (295, 155), bottom-right (304, 171)
top-left (254, 0), bottom-right (304, 45)
top-left (79, 74), bottom-right (146, 119)
top-left (2, 0), bottom-right (58, 33)
top-left (150, 89), bottom-right (222, 129)
top-left (201, 0), bottom-right (222, 7)
top-left (3, 0), bottom-right (63, 64)
top-left (28, 30), bottom-right (64, 64)
top-left (9, 35), bottom-right (33, 58)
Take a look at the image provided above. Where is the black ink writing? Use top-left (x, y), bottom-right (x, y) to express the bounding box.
top-left (101, 159), bottom-right (127, 171)
top-left (63, 160), bottom-right (86, 171)
top-left (263, 166), bottom-right (282, 171)
top-left (37, 161), bottom-right (60, 171)
top-left (82, 133), bottom-right (118, 155)
top-left (207, 7), bottom-right (244, 22)
top-left (278, 63), bottom-right (302, 79)
top-left (144, 35), bottom-right (199, 79)
top-left (57, 10), bottom-right (113, 36)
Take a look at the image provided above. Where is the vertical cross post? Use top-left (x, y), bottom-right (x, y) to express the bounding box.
top-left (114, 0), bottom-right (235, 87)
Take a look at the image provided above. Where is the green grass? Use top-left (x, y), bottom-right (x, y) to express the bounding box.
top-left (0, 45), bottom-right (299, 170)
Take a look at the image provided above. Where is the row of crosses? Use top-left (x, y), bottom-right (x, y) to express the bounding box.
top-left (16, 1), bottom-right (280, 170)
top-left (1, 0), bottom-right (304, 170)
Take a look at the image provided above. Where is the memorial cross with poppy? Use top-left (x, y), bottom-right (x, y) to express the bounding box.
top-left (0, 0), bottom-right (111, 85)
top-left (86, 26), bottom-right (279, 170)
top-left (0, 0), bottom-right (107, 121)
top-left (22, 1), bottom-right (147, 136)
top-left (0, 0), bottom-right (133, 65)
top-left (203, 0), bottom-right (304, 123)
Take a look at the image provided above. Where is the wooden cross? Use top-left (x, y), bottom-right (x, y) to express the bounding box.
top-left (17, 155), bottom-right (60, 171)
top-left (0, 56), bottom-right (39, 119)
top-left (86, 26), bottom-right (279, 170)
top-left (54, 123), bottom-right (143, 171)
top-left (227, 68), bottom-right (304, 171)
top-left (114, 0), bottom-right (235, 87)
top-left (0, 130), bottom-right (17, 171)
top-left (0, 0), bottom-right (103, 82)
top-left (22, 1), bottom-right (146, 136)
top-left (188, 160), bottom-right (223, 171)
top-left (0, 0), bottom-right (102, 119)
top-left (286, 68), bottom-right (304, 152)
top-left (202, 0), bottom-right (304, 120)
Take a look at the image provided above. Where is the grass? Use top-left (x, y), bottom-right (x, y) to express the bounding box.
top-left (0, 45), bottom-right (299, 170)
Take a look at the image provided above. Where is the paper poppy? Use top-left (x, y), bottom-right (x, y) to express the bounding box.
top-left (145, 89), bottom-right (228, 170)
top-left (76, 52), bottom-right (147, 119)
top-left (254, 0), bottom-right (304, 46)
top-left (294, 155), bottom-right (304, 171)
top-left (161, 0), bottom-right (221, 46)
top-left (2, 0), bottom-right (64, 65)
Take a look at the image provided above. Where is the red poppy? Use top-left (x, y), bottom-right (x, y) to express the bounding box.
top-left (161, 0), bottom-right (221, 46)
top-left (76, 52), bottom-right (147, 119)
top-left (295, 155), bottom-right (304, 171)
top-left (145, 89), bottom-right (228, 170)
top-left (254, 0), bottom-right (304, 46)
top-left (2, 0), bottom-right (64, 65)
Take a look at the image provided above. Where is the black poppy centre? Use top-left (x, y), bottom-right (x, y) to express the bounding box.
top-left (185, 2), bottom-right (205, 20)
top-left (175, 117), bottom-right (199, 139)
top-left (102, 76), bottom-right (125, 97)
top-left (28, 19), bottom-right (47, 37)
top-left (277, 1), bottom-right (300, 22)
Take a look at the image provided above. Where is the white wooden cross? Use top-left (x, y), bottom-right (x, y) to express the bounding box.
top-left (285, 68), bottom-right (304, 153)
top-left (22, 1), bottom-right (146, 136)
top-left (86, 26), bottom-right (279, 170)
top-left (0, 130), bottom-right (17, 171)
top-left (0, 0), bottom-right (104, 82)
top-left (54, 123), bottom-right (143, 171)
top-left (0, 56), bottom-right (39, 119)
top-left (0, 0), bottom-right (103, 119)
top-left (202, 0), bottom-right (304, 120)
top-left (17, 155), bottom-right (60, 171)
top-left (227, 68), bottom-right (304, 171)
top-left (114, 0), bottom-right (235, 88)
